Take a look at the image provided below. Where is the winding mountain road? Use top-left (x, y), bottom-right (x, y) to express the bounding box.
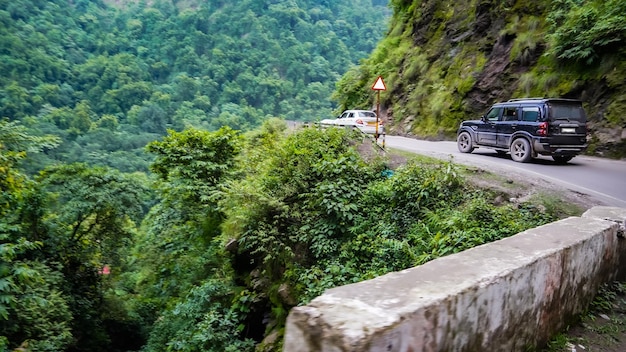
top-left (384, 135), bottom-right (626, 208)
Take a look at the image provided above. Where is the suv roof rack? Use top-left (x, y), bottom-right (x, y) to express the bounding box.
top-left (507, 97), bottom-right (545, 102)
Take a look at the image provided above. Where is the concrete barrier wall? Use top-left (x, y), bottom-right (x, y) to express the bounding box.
top-left (284, 206), bottom-right (626, 352)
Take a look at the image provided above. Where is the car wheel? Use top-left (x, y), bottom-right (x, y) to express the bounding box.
top-left (552, 155), bottom-right (573, 164)
top-left (457, 131), bottom-right (474, 153)
top-left (510, 138), bottom-right (532, 163)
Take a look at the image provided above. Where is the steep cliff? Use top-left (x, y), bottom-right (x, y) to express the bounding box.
top-left (334, 0), bottom-right (626, 158)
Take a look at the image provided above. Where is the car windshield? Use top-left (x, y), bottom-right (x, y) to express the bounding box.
top-left (357, 111), bottom-right (376, 118)
top-left (548, 103), bottom-right (586, 122)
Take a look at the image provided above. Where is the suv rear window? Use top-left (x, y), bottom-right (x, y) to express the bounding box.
top-left (547, 103), bottom-right (586, 122)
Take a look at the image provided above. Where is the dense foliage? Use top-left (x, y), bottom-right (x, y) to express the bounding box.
top-left (0, 0), bottom-right (389, 173)
top-left (1, 119), bottom-right (565, 351)
top-left (547, 0), bottom-right (626, 64)
top-left (122, 124), bottom-right (559, 351)
top-left (335, 0), bottom-right (626, 157)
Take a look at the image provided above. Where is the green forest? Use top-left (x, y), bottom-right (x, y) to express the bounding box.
top-left (0, 0), bottom-right (388, 173)
top-left (2, 0), bottom-right (623, 351)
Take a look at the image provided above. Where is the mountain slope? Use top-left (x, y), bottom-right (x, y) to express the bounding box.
top-left (0, 0), bottom-right (390, 172)
top-left (335, 0), bottom-right (626, 158)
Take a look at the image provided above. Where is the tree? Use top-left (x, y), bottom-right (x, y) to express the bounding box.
top-left (0, 81), bottom-right (31, 119)
top-left (35, 163), bottom-right (147, 267)
top-left (32, 163), bottom-right (148, 351)
top-left (131, 102), bottom-right (168, 134)
top-left (0, 120), bottom-right (69, 351)
top-left (147, 127), bottom-right (242, 196)
top-left (548, 0), bottom-right (626, 65)
top-left (71, 100), bottom-right (95, 133)
top-left (172, 74), bottom-right (199, 102)
top-left (221, 128), bottom-right (384, 280)
top-left (215, 127), bottom-right (387, 340)
top-left (130, 127), bottom-right (242, 306)
top-left (142, 280), bottom-right (255, 352)
top-left (96, 114), bottom-right (119, 131)
top-left (0, 261), bottom-right (73, 352)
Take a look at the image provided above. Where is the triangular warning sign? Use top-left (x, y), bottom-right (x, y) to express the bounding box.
top-left (372, 76), bottom-right (386, 91)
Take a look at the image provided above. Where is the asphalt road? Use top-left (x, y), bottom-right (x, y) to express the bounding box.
top-left (383, 135), bottom-right (626, 208)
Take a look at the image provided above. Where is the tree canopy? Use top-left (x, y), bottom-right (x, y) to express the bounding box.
top-left (0, 0), bottom-right (390, 173)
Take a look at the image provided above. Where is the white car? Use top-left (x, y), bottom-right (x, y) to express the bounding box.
top-left (319, 110), bottom-right (384, 135)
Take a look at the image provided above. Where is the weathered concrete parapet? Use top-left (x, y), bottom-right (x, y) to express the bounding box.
top-left (582, 206), bottom-right (626, 279)
top-left (284, 207), bottom-right (625, 352)
top-left (582, 206), bottom-right (626, 226)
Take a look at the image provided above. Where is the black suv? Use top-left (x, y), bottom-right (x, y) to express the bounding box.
top-left (457, 98), bottom-right (588, 163)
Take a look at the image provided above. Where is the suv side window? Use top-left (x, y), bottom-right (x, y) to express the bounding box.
top-left (522, 107), bottom-right (540, 122)
top-left (503, 107), bottom-right (518, 121)
top-left (485, 107), bottom-right (502, 122)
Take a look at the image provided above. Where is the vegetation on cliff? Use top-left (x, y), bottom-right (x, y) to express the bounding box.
top-left (335, 0), bottom-right (626, 157)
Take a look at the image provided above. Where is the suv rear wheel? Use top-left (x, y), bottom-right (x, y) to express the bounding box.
top-left (457, 131), bottom-right (474, 153)
top-left (510, 138), bottom-right (532, 163)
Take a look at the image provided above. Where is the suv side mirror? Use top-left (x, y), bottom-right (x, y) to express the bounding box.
top-left (481, 115), bottom-right (487, 122)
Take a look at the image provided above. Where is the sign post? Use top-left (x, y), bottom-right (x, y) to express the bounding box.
top-left (371, 76), bottom-right (386, 144)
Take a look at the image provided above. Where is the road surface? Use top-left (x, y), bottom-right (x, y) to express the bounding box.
top-left (383, 135), bottom-right (626, 208)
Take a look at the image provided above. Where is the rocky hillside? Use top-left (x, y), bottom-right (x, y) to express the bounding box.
top-left (334, 0), bottom-right (626, 158)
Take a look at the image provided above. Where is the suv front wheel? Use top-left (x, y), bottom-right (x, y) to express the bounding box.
top-left (510, 138), bottom-right (532, 163)
top-left (457, 131), bottom-right (474, 153)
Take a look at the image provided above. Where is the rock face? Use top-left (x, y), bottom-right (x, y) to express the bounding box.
top-left (368, 0), bottom-right (626, 158)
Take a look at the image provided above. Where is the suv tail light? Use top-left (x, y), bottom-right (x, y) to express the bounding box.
top-left (538, 122), bottom-right (548, 136)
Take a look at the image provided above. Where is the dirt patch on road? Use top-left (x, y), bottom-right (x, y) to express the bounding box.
top-left (460, 163), bottom-right (604, 214)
